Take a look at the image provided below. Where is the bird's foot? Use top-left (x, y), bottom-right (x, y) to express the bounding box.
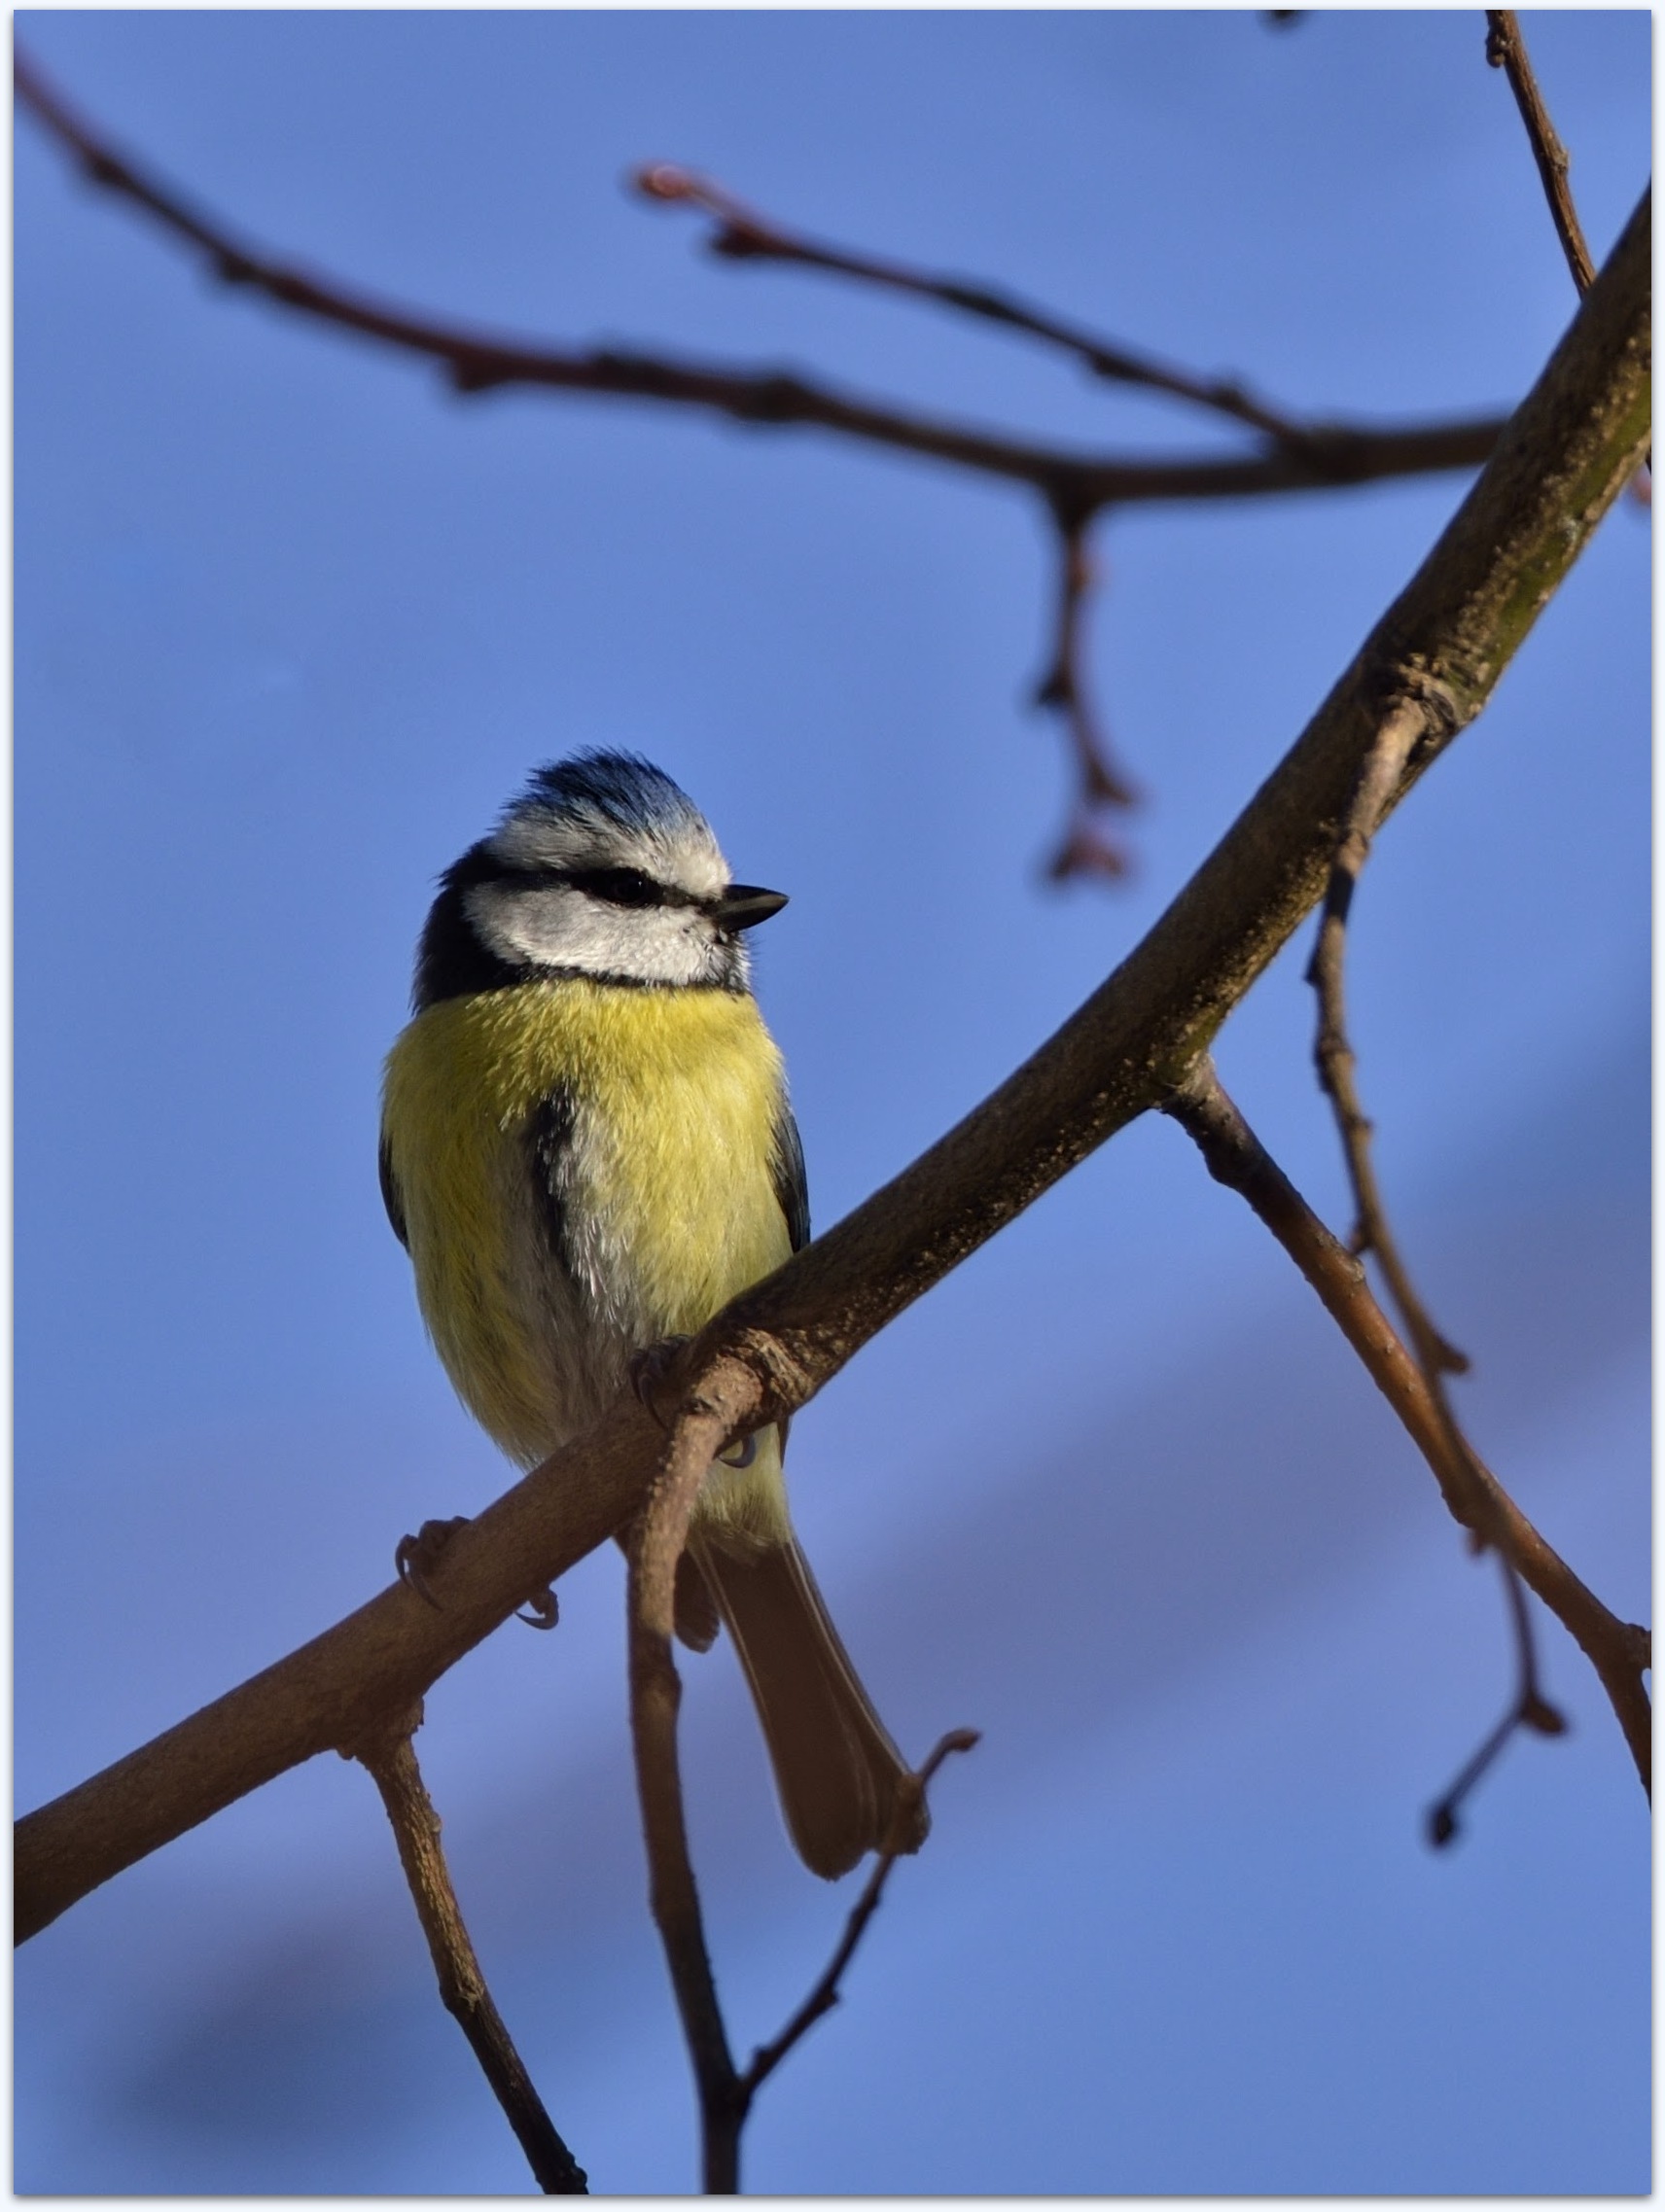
top-left (394, 1515), bottom-right (472, 1608)
top-left (629, 1335), bottom-right (692, 1426)
top-left (397, 1514), bottom-right (558, 1630)
top-left (516, 1585), bottom-right (559, 1632)
top-left (631, 1336), bottom-right (762, 1465)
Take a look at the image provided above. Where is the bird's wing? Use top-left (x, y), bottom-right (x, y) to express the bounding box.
top-left (527, 1085), bottom-right (581, 1279)
top-left (378, 1131), bottom-right (408, 1250)
top-left (769, 1097), bottom-right (811, 1254)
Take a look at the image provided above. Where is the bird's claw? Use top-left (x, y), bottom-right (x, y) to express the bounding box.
top-left (631, 1336), bottom-right (761, 1464)
top-left (629, 1335), bottom-right (692, 1427)
top-left (395, 1515), bottom-right (472, 1608)
top-left (517, 1586), bottom-right (560, 1631)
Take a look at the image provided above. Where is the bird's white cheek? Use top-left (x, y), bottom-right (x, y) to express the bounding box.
top-left (467, 884), bottom-right (582, 968)
top-left (635, 912), bottom-right (726, 986)
top-left (464, 880), bottom-right (746, 987)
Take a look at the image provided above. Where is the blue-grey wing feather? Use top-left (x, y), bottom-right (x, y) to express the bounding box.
top-left (771, 1101), bottom-right (811, 1254)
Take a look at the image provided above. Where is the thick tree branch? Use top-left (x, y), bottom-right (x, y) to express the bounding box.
top-left (1161, 1064), bottom-right (1647, 1802)
top-left (635, 161), bottom-right (1314, 445)
top-left (1485, 12), bottom-right (1598, 295)
top-left (349, 1707), bottom-right (589, 2194)
top-left (15, 188), bottom-right (1649, 1947)
top-left (14, 49), bottom-right (1505, 513)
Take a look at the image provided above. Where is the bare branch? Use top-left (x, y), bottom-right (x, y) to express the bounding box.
top-left (9, 42), bottom-right (1511, 889)
top-left (741, 1730), bottom-right (978, 2100)
top-left (1162, 1064), bottom-right (1647, 1804)
top-left (625, 1393), bottom-right (745, 2193)
top-left (15, 191), bottom-right (1649, 1946)
top-left (1305, 704), bottom-right (1470, 1374)
top-left (625, 1376), bottom-right (974, 2188)
top-left (349, 1706), bottom-right (589, 2194)
top-left (1033, 507), bottom-right (1140, 883)
top-left (635, 161), bottom-right (1313, 445)
top-left (13, 49), bottom-right (1505, 513)
top-left (1485, 12), bottom-right (1599, 295)
top-left (1302, 707), bottom-right (1573, 1823)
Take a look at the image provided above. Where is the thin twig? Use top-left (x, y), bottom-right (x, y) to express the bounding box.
top-left (1305, 707), bottom-right (1469, 1369)
top-left (625, 1376), bottom-right (970, 2190)
top-left (635, 162), bottom-right (1314, 446)
top-left (1485, 12), bottom-right (1598, 294)
top-left (741, 1729), bottom-right (978, 2099)
top-left (13, 49), bottom-right (1505, 514)
top-left (1302, 711), bottom-right (1567, 1829)
top-left (350, 1706), bottom-right (589, 2194)
top-left (1163, 1064), bottom-right (1648, 1811)
top-left (15, 191), bottom-right (1649, 1945)
top-left (1033, 505), bottom-right (1140, 883)
top-left (1482, 17), bottom-right (1646, 489)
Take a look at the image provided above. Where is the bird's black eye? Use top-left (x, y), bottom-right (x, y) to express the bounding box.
top-left (567, 866), bottom-right (664, 908)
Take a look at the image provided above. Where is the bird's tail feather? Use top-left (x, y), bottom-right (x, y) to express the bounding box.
top-left (689, 1532), bottom-right (927, 1881)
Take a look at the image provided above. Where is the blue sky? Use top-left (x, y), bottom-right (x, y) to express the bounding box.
top-left (15, 10), bottom-right (1650, 2195)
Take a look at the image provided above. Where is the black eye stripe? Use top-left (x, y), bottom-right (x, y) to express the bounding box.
top-left (497, 863), bottom-right (701, 910)
top-left (566, 866), bottom-right (662, 907)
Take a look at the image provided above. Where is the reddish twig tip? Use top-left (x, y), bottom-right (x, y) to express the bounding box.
top-left (633, 162), bottom-right (700, 205)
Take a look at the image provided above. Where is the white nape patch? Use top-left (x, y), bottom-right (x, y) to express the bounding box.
top-left (490, 809), bottom-right (730, 905)
top-left (466, 878), bottom-right (749, 989)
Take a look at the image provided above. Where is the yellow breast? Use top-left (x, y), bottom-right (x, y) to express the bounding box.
top-left (381, 978), bottom-right (795, 1482)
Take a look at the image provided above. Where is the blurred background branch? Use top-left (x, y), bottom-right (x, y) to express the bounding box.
top-left (632, 159), bottom-right (1320, 445)
top-left (13, 44), bottom-right (1511, 883)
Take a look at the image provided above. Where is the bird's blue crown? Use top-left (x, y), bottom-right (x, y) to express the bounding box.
top-left (507, 750), bottom-right (709, 842)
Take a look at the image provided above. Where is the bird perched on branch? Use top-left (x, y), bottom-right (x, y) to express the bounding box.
top-left (379, 750), bottom-right (924, 1878)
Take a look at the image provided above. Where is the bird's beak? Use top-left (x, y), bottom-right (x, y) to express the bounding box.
top-left (711, 884), bottom-right (789, 931)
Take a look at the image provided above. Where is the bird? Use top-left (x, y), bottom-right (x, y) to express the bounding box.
top-left (379, 749), bottom-right (925, 1879)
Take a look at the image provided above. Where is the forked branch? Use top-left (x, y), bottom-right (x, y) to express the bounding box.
top-left (14, 49), bottom-right (1504, 514)
top-left (13, 46), bottom-right (1524, 877)
top-left (626, 1374), bottom-right (971, 2189)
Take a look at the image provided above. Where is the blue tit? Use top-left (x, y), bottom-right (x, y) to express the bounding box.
top-left (379, 750), bottom-right (924, 1879)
